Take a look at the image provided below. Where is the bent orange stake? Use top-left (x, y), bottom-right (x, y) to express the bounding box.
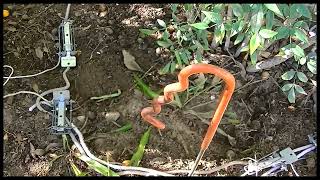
top-left (141, 64), bottom-right (235, 176)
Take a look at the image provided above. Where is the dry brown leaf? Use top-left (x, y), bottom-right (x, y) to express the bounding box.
top-left (122, 50), bottom-right (143, 72)
top-left (30, 142), bottom-right (36, 159)
top-left (34, 149), bottom-right (46, 156)
top-left (35, 47), bottom-right (43, 60)
top-left (32, 82), bottom-right (39, 93)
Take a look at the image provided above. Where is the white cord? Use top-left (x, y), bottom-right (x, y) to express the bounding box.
top-left (3, 58), bottom-right (60, 80)
top-left (3, 90), bottom-right (51, 103)
top-left (3, 65), bottom-right (14, 86)
top-left (290, 164), bottom-right (299, 176)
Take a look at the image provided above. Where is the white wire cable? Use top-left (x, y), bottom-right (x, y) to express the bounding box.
top-left (3, 58), bottom-right (60, 80)
top-left (3, 65), bottom-right (14, 86)
top-left (3, 90), bottom-right (51, 103)
top-left (290, 164), bottom-right (299, 176)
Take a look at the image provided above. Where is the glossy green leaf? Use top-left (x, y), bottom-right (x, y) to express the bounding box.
top-left (307, 60), bottom-right (317, 74)
top-left (174, 50), bottom-right (182, 66)
top-left (159, 62), bottom-right (171, 75)
top-left (296, 72), bottom-right (308, 82)
top-left (296, 4), bottom-right (312, 19)
top-left (214, 24), bottom-right (225, 44)
top-left (288, 86), bottom-right (296, 103)
top-left (195, 50), bottom-right (202, 62)
top-left (291, 45), bottom-right (305, 57)
top-left (234, 33), bottom-right (245, 45)
top-left (113, 122), bottom-right (132, 133)
top-left (180, 50), bottom-right (189, 64)
top-left (70, 162), bottom-right (87, 176)
top-left (259, 29), bottom-right (278, 39)
top-left (279, 4), bottom-right (290, 18)
top-left (299, 57), bottom-right (307, 65)
top-left (293, 21), bottom-right (309, 31)
top-left (282, 83), bottom-right (294, 91)
top-left (275, 27), bottom-right (290, 40)
top-left (294, 84), bottom-right (307, 95)
top-left (190, 22), bottom-right (209, 30)
top-left (250, 51), bottom-right (258, 65)
top-left (266, 10), bottom-right (274, 29)
top-left (129, 128), bottom-right (151, 167)
top-left (134, 74), bottom-right (159, 99)
top-left (289, 4), bottom-right (301, 19)
top-left (249, 33), bottom-right (261, 55)
top-left (232, 4), bottom-right (244, 17)
top-left (157, 19), bottom-right (166, 27)
top-left (240, 46), bottom-right (249, 52)
top-left (250, 8), bottom-right (264, 32)
top-left (294, 28), bottom-right (309, 44)
top-left (162, 30), bottom-right (169, 40)
top-left (281, 70), bottom-right (296, 80)
top-left (77, 156), bottom-right (119, 176)
top-left (170, 61), bottom-right (176, 73)
top-left (202, 11), bottom-right (223, 24)
top-left (139, 29), bottom-right (156, 36)
top-left (264, 4), bottom-right (284, 18)
top-left (171, 4), bottom-right (178, 13)
top-left (156, 40), bottom-right (172, 48)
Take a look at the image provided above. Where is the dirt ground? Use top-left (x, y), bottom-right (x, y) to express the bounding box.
top-left (3, 4), bottom-right (317, 176)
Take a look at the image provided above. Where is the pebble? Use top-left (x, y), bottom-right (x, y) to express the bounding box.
top-left (22, 14), bottom-right (28, 20)
top-left (87, 111), bottom-right (96, 120)
top-left (137, 38), bottom-right (143, 44)
top-left (105, 27), bottom-right (113, 35)
top-left (155, 47), bottom-right (161, 55)
top-left (99, 11), bottom-right (107, 17)
top-left (105, 112), bottom-right (120, 121)
top-left (34, 149), bottom-right (46, 156)
top-left (108, 20), bottom-right (114, 25)
top-left (74, 11), bottom-right (81, 17)
top-left (261, 71), bottom-right (270, 80)
top-left (226, 150), bottom-right (236, 159)
top-left (76, 115), bottom-right (86, 122)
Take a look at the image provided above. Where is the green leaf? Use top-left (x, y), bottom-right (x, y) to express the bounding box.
top-left (113, 122), bottom-right (132, 133)
top-left (160, 62), bottom-right (171, 75)
top-left (264, 4), bottom-right (284, 18)
top-left (234, 33), bottom-right (245, 45)
top-left (171, 4), bottom-right (178, 13)
top-left (275, 27), bottom-right (290, 40)
top-left (281, 70), bottom-right (296, 80)
top-left (139, 29), bottom-right (156, 36)
top-left (307, 60), bottom-right (317, 74)
top-left (157, 19), bottom-right (166, 27)
top-left (162, 30), bottom-right (170, 40)
top-left (259, 29), bottom-right (278, 39)
top-left (250, 51), bottom-right (258, 65)
top-left (190, 22), bottom-right (209, 30)
top-left (133, 74), bottom-right (159, 99)
top-left (296, 72), bottom-right (308, 82)
top-left (282, 83), bottom-right (294, 91)
top-left (288, 86), bottom-right (296, 103)
top-left (293, 21), bottom-right (309, 31)
top-left (266, 10), bottom-right (274, 29)
top-left (202, 11), bottom-right (223, 24)
top-left (231, 4), bottom-right (244, 17)
top-left (249, 33), bottom-right (261, 55)
top-left (78, 156), bottom-right (119, 176)
top-left (230, 20), bottom-right (242, 37)
top-left (129, 128), bottom-right (151, 167)
top-left (279, 4), bottom-right (290, 18)
top-left (214, 24), bottom-right (225, 44)
top-left (296, 4), bottom-right (312, 19)
top-left (240, 45), bottom-right (249, 52)
top-left (180, 50), bottom-right (189, 64)
top-left (294, 84), bottom-right (307, 95)
top-left (195, 50), bottom-right (202, 63)
top-left (70, 162), bottom-right (87, 176)
top-left (170, 61), bottom-right (176, 73)
top-left (289, 4), bottom-right (301, 19)
top-left (156, 40), bottom-right (172, 48)
top-left (174, 50), bottom-right (182, 66)
top-left (250, 8), bottom-right (264, 32)
top-left (291, 45), bottom-right (305, 57)
top-left (294, 28), bottom-right (309, 44)
top-left (299, 57), bottom-right (307, 65)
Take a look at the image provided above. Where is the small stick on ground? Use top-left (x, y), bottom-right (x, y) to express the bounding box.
top-left (234, 79), bottom-right (265, 93)
top-left (241, 98), bottom-right (252, 116)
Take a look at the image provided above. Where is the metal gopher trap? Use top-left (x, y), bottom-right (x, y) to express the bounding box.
top-left (58, 19), bottom-right (77, 67)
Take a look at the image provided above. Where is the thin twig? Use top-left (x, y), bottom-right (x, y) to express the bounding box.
top-left (234, 79), bottom-right (265, 93)
top-left (88, 41), bottom-right (103, 60)
top-left (241, 98), bottom-right (252, 116)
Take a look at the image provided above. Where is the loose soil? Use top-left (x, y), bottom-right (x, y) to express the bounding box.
top-left (3, 4), bottom-right (316, 176)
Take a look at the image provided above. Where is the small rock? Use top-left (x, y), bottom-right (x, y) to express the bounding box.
top-left (306, 157), bottom-right (315, 170)
top-left (75, 11), bottom-right (81, 17)
top-left (105, 112), bottom-right (120, 121)
top-left (77, 115), bottom-right (86, 122)
top-left (93, 138), bottom-right (105, 153)
top-left (99, 11), bottom-right (107, 17)
top-left (34, 149), bottom-right (46, 156)
top-left (105, 27), bottom-right (113, 35)
top-left (22, 14), bottom-right (28, 20)
top-left (261, 71), bottom-right (270, 80)
top-left (155, 47), bottom-right (161, 55)
top-left (90, 14), bottom-right (95, 19)
top-left (235, 80), bottom-right (242, 89)
top-left (287, 105), bottom-right (295, 112)
top-left (58, 13), bottom-right (62, 17)
top-left (137, 38), bottom-right (143, 44)
top-left (251, 120), bottom-right (261, 130)
top-left (108, 20), bottom-right (114, 25)
top-left (51, 28), bottom-right (57, 35)
top-left (87, 111), bottom-right (96, 120)
top-left (226, 150), bottom-right (236, 159)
